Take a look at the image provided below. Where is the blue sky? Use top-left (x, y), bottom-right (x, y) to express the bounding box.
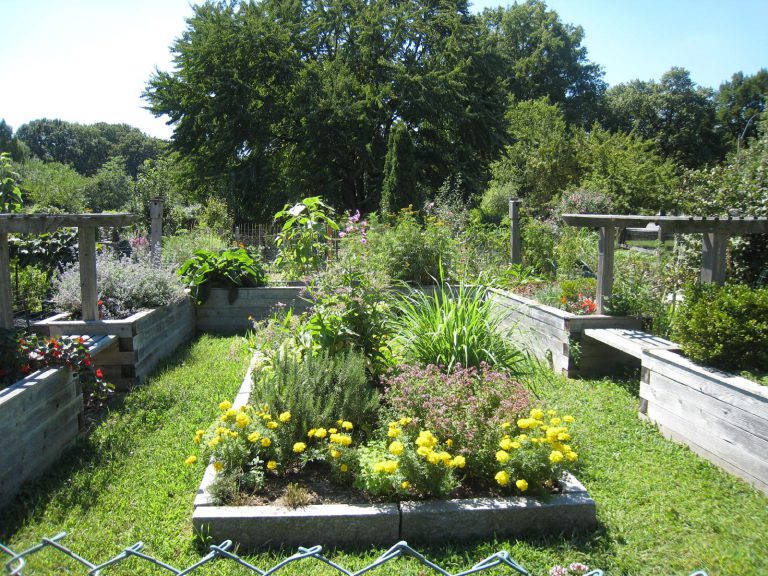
top-left (1, 0), bottom-right (766, 139)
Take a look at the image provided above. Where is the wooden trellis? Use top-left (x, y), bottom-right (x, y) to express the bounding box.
top-left (560, 214), bottom-right (768, 314)
top-left (0, 213), bottom-right (138, 329)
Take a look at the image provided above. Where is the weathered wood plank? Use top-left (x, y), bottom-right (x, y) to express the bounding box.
top-left (78, 226), bottom-right (99, 321)
top-left (0, 231), bottom-right (12, 329)
top-left (0, 213), bottom-right (138, 234)
top-left (583, 328), bottom-right (678, 359)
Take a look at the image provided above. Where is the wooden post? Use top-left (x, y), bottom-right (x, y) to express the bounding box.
top-left (150, 199), bottom-right (164, 267)
top-left (0, 231), bottom-right (13, 329)
top-left (701, 231), bottom-right (728, 285)
top-left (596, 226), bottom-right (615, 314)
top-left (509, 198), bottom-right (521, 264)
top-left (78, 226), bottom-right (99, 321)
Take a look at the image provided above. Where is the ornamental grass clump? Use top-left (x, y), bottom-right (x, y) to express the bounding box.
top-left (383, 363), bottom-right (530, 479)
top-left (390, 277), bottom-right (525, 374)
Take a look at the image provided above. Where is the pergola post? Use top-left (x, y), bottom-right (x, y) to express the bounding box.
top-left (509, 198), bottom-right (522, 264)
top-left (701, 231), bottom-right (728, 285)
top-left (596, 226), bottom-right (615, 314)
top-left (150, 199), bottom-right (164, 267)
top-left (0, 230), bottom-right (13, 329)
top-left (78, 226), bottom-right (99, 321)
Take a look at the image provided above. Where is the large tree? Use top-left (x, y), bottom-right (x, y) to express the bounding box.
top-left (716, 69), bottom-right (768, 149)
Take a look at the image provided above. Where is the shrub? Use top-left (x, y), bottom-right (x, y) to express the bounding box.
top-left (522, 218), bottom-right (558, 276)
top-left (383, 363), bottom-right (530, 480)
top-left (161, 228), bottom-right (228, 268)
top-left (390, 279), bottom-right (526, 374)
top-left (671, 283), bottom-right (768, 372)
top-left (554, 187), bottom-right (614, 218)
top-left (177, 247), bottom-right (266, 304)
top-left (53, 249), bottom-right (186, 318)
top-left (274, 196), bottom-right (339, 278)
top-left (251, 349), bottom-right (380, 439)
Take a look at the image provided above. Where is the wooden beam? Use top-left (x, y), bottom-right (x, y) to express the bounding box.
top-left (561, 214), bottom-right (768, 235)
top-left (596, 226), bottom-right (615, 314)
top-left (0, 213), bottom-right (137, 235)
top-left (0, 231), bottom-right (13, 329)
top-left (78, 226), bottom-right (99, 321)
top-left (508, 198), bottom-right (521, 264)
top-left (701, 232), bottom-right (728, 285)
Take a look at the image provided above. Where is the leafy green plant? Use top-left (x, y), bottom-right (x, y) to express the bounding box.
top-left (251, 349), bottom-right (380, 440)
top-left (671, 282), bottom-right (768, 372)
top-left (177, 247), bottom-right (266, 305)
top-left (274, 197), bottom-right (339, 277)
top-left (0, 152), bottom-right (23, 213)
top-left (390, 275), bottom-right (526, 374)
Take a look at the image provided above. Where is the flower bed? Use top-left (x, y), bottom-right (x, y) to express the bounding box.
top-left (191, 354), bottom-right (597, 548)
top-left (640, 348), bottom-right (768, 495)
top-left (487, 288), bottom-right (642, 377)
top-left (34, 298), bottom-right (194, 389)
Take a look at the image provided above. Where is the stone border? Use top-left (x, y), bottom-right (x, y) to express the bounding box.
top-left (192, 352), bottom-right (598, 549)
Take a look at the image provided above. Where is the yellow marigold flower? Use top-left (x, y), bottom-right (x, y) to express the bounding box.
top-left (415, 430), bottom-right (438, 448)
top-left (329, 427), bottom-right (338, 434)
top-left (229, 431), bottom-right (239, 439)
top-left (226, 408), bottom-right (237, 418)
top-left (261, 437), bottom-right (272, 447)
top-left (330, 449), bottom-right (341, 459)
top-left (496, 450), bottom-right (510, 464)
top-left (267, 460), bottom-right (278, 470)
top-left (267, 421), bottom-right (278, 430)
top-left (185, 455), bottom-right (197, 466)
top-left (549, 450), bottom-right (564, 464)
top-left (547, 409), bottom-right (557, 417)
top-left (399, 417), bottom-right (412, 426)
top-left (240, 405), bottom-right (248, 411)
top-left (278, 411), bottom-right (291, 423)
top-left (546, 428), bottom-right (560, 442)
top-left (387, 427), bottom-right (401, 438)
top-left (445, 438), bottom-right (453, 448)
top-left (516, 478), bottom-right (528, 491)
top-left (340, 464), bottom-right (348, 472)
top-left (216, 426), bottom-right (227, 436)
top-left (562, 444), bottom-right (572, 452)
top-left (511, 441), bottom-right (521, 449)
top-left (530, 408), bottom-right (544, 420)
top-left (293, 442), bottom-right (307, 453)
top-left (307, 428), bottom-right (316, 438)
top-left (416, 446), bottom-right (431, 457)
top-left (550, 417), bottom-right (562, 426)
top-left (341, 421), bottom-right (353, 431)
top-left (501, 422), bottom-right (511, 429)
top-left (220, 414), bottom-right (230, 423)
top-left (219, 401), bottom-right (232, 411)
top-left (315, 427), bottom-right (327, 439)
top-left (499, 437), bottom-right (513, 451)
top-left (566, 451), bottom-right (578, 461)
top-left (207, 438), bottom-right (220, 448)
top-left (427, 451), bottom-right (441, 465)
top-left (495, 470), bottom-right (510, 486)
top-left (194, 432), bottom-right (203, 444)
top-left (248, 431), bottom-right (261, 443)
top-left (517, 418), bottom-right (532, 429)
top-left (236, 413), bottom-right (251, 428)
top-left (563, 415), bottom-right (575, 423)
top-left (213, 461), bottom-right (223, 472)
top-left (558, 432), bottom-right (571, 441)
top-left (373, 462), bottom-right (385, 473)
top-left (450, 455), bottom-right (466, 468)
top-left (401, 481), bottom-right (411, 489)
top-left (382, 460), bottom-right (398, 474)
top-left (338, 434), bottom-right (352, 446)
top-left (389, 441), bottom-right (405, 456)
top-left (437, 451), bottom-right (452, 464)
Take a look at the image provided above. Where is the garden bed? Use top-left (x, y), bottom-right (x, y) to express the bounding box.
top-left (192, 352), bottom-right (597, 549)
top-left (195, 286), bottom-right (310, 334)
top-left (640, 348), bottom-right (768, 495)
top-left (487, 288), bottom-right (642, 377)
top-left (33, 297), bottom-right (194, 389)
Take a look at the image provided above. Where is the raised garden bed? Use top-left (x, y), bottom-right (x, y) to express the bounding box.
top-left (640, 348), bottom-right (768, 495)
top-left (195, 286), bottom-right (311, 334)
top-left (191, 352), bottom-right (597, 549)
top-left (33, 298), bottom-right (194, 389)
top-left (487, 288), bottom-right (642, 377)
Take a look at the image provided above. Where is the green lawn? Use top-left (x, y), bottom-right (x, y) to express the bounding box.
top-left (1, 335), bottom-right (766, 575)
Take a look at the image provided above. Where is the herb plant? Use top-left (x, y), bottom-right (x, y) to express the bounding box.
top-left (177, 247), bottom-right (266, 305)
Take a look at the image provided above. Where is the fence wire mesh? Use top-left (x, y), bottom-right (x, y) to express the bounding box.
top-left (0, 534), bottom-right (614, 576)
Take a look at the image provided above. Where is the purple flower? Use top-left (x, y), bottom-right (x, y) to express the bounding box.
top-left (569, 563), bottom-right (589, 574)
top-left (338, 231), bottom-right (347, 238)
top-left (349, 210), bottom-right (361, 223)
top-left (549, 567), bottom-right (568, 576)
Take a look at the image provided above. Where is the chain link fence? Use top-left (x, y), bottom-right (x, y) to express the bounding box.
top-left (0, 535), bottom-right (616, 576)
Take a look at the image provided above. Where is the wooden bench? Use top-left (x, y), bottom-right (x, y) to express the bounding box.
top-left (582, 328), bottom-right (679, 359)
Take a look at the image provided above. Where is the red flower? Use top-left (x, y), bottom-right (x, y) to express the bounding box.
top-left (21, 364), bottom-right (31, 374)
top-left (84, 358), bottom-right (92, 366)
top-left (96, 368), bottom-right (104, 379)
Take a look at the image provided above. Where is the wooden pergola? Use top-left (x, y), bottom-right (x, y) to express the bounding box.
top-left (0, 213), bottom-right (138, 329)
top-left (560, 214), bottom-right (768, 314)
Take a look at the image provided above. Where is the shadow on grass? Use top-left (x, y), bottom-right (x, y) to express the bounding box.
top-left (0, 340), bottom-right (197, 541)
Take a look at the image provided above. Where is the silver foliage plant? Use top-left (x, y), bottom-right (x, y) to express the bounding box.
top-left (53, 248), bottom-right (186, 318)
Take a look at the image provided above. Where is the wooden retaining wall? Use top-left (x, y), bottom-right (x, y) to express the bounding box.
top-left (487, 288), bottom-right (641, 377)
top-left (34, 298), bottom-right (195, 389)
top-left (196, 287), bottom-right (311, 334)
top-left (0, 367), bottom-right (81, 508)
top-left (641, 349), bottom-right (768, 495)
